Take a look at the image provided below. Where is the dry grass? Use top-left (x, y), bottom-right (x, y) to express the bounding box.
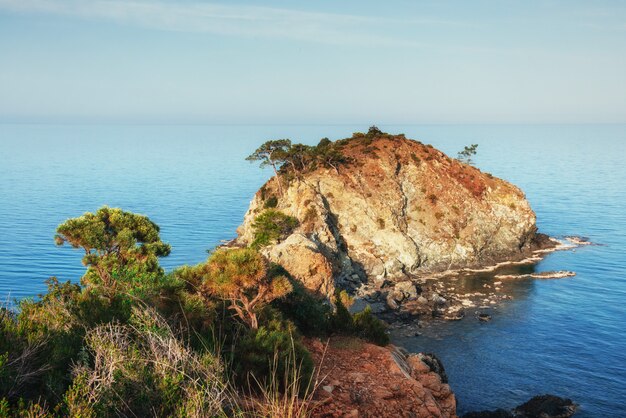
top-left (68, 306), bottom-right (229, 417)
top-left (243, 337), bottom-right (328, 418)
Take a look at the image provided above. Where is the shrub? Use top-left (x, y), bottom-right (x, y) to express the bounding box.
top-left (264, 196), bottom-right (278, 209)
top-left (270, 266), bottom-right (332, 337)
top-left (329, 291), bottom-right (354, 334)
top-left (65, 307), bottom-right (228, 418)
top-left (377, 218), bottom-right (385, 229)
top-left (353, 307), bottom-right (389, 346)
top-left (428, 194), bottom-right (438, 204)
top-left (231, 319), bottom-right (313, 395)
top-left (328, 291), bottom-right (389, 346)
top-left (367, 125), bottom-right (383, 138)
top-left (252, 210), bottom-right (299, 248)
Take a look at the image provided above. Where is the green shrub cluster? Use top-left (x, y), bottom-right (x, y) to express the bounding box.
top-left (251, 209), bottom-right (299, 248)
top-left (271, 273), bottom-right (389, 346)
top-left (247, 137), bottom-right (350, 179)
top-left (263, 195), bottom-right (278, 209)
top-left (329, 291), bottom-right (389, 346)
top-left (230, 317), bottom-right (313, 395)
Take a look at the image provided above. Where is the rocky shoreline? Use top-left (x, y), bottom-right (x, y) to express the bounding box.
top-left (351, 236), bottom-right (590, 334)
top-left (304, 335), bottom-right (579, 418)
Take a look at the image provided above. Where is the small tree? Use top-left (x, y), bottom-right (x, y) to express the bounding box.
top-left (284, 143), bottom-right (315, 174)
top-left (200, 248), bottom-right (292, 329)
top-left (55, 206), bottom-right (171, 292)
top-left (367, 125), bottom-right (383, 137)
top-left (458, 144), bottom-right (478, 165)
top-left (246, 139), bottom-right (292, 196)
top-left (316, 145), bottom-right (346, 173)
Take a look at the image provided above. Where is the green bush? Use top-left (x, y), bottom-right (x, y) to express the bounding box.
top-left (231, 318), bottom-right (313, 395)
top-left (251, 210), bottom-right (299, 248)
top-left (273, 280), bottom-right (389, 346)
top-left (264, 196), bottom-right (278, 209)
top-left (329, 290), bottom-right (354, 334)
top-left (64, 307), bottom-right (228, 418)
top-left (327, 290), bottom-right (389, 346)
top-left (0, 205), bottom-right (393, 416)
top-left (270, 265), bottom-right (332, 337)
top-left (353, 306), bottom-right (389, 346)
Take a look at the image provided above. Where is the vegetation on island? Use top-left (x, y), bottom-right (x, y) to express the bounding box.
top-left (248, 130), bottom-right (480, 189)
top-left (251, 209), bottom-right (299, 248)
top-left (245, 130), bottom-right (384, 194)
top-left (457, 143), bottom-right (478, 165)
top-left (0, 206), bottom-right (388, 417)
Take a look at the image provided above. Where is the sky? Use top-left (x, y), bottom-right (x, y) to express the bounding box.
top-left (0, 0), bottom-right (625, 124)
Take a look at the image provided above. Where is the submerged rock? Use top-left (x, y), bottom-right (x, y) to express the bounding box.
top-left (514, 394), bottom-right (578, 418)
top-left (237, 132), bottom-right (552, 297)
top-left (462, 394), bottom-right (577, 418)
top-left (478, 313), bottom-right (492, 322)
top-left (495, 271), bottom-right (576, 280)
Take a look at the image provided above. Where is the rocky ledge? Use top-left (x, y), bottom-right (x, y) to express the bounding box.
top-left (237, 131), bottom-right (555, 300)
top-left (307, 337), bottom-right (457, 417)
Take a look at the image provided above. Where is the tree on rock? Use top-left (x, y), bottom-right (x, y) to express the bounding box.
top-left (367, 125), bottom-right (383, 137)
top-left (246, 139), bottom-right (292, 196)
top-left (457, 144), bottom-right (478, 165)
top-left (55, 206), bottom-right (171, 293)
top-left (200, 248), bottom-right (292, 329)
top-left (251, 209), bottom-right (299, 248)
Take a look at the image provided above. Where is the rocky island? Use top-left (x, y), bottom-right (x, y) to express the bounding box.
top-left (237, 127), bottom-right (556, 319)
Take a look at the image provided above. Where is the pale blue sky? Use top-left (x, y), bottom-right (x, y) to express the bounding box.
top-left (1, 0), bottom-right (625, 124)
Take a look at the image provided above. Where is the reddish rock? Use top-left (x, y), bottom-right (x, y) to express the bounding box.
top-left (306, 337), bottom-right (457, 417)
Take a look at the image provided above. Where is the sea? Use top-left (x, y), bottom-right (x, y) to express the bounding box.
top-left (1, 124), bottom-right (624, 416)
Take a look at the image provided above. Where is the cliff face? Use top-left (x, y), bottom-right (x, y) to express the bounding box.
top-left (237, 134), bottom-right (540, 297)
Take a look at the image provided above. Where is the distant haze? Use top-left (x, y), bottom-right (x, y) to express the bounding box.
top-left (1, 0), bottom-right (625, 124)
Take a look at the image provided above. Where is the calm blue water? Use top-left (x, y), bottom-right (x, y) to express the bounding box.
top-left (1, 124), bottom-right (625, 416)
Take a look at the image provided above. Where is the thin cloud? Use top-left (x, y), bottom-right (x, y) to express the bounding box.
top-left (0, 0), bottom-right (461, 47)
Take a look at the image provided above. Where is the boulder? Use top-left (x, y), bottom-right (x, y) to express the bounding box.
top-left (307, 337), bottom-right (457, 417)
top-left (462, 394), bottom-right (577, 418)
top-left (514, 394), bottom-right (577, 418)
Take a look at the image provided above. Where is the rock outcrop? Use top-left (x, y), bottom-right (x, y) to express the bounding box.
top-left (306, 337), bottom-right (457, 417)
top-left (237, 132), bottom-right (551, 298)
top-left (462, 394), bottom-right (577, 418)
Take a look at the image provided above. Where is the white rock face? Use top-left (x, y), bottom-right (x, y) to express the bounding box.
top-left (237, 135), bottom-right (541, 297)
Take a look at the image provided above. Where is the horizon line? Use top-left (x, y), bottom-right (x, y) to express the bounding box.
top-left (1, 121), bottom-right (625, 127)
